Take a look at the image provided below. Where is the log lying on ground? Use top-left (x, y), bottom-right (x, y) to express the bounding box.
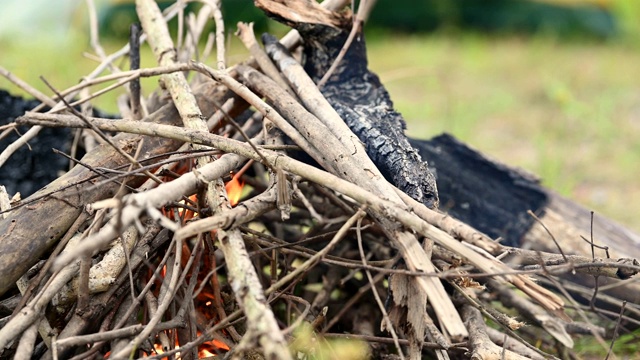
top-left (413, 135), bottom-right (640, 304)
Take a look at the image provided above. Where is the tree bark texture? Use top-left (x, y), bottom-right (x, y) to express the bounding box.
top-left (259, 17), bottom-right (439, 209)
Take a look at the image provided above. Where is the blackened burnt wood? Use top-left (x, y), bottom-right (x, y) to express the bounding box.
top-left (411, 134), bottom-right (548, 247)
top-left (266, 24), bottom-right (439, 209)
top-left (411, 133), bottom-right (640, 258)
top-left (411, 134), bottom-right (640, 303)
top-left (0, 90), bottom-right (114, 197)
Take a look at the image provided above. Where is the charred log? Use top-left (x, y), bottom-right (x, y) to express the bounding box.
top-left (261, 22), bottom-right (439, 209)
top-left (411, 134), bottom-right (548, 247)
top-left (0, 90), bottom-right (113, 197)
top-left (410, 134), bottom-right (640, 259)
top-left (411, 135), bottom-right (640, 305)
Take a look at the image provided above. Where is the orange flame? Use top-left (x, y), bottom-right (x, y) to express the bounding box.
top-left (145, 333), bottom-right (229, 358)
top-left (162, 194), bottom-right (197, 222)
top-left (225, 175), bottom-right (244, 206)
top-left (181, 194), bottom-right (198, 220)
top-left (200, 337), bottom-right (231, 355)
top-left (131, 165), bottom-right (246, 359)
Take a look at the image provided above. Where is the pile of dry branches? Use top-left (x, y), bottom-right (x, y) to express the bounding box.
top-left (1, 0), bottom-right (638, 359)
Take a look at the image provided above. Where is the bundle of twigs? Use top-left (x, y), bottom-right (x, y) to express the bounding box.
top-left (0, 0), bottom-right (638, 359)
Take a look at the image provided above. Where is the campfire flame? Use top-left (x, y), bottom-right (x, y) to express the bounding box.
top-left (225, 175), bottom-right (245, 206)
top-left (165, 174), bottom-right (245, 222)
top-left (121, 167), bottom-right (244, 359)
top-left (148, 334), bottom-right (229, 359)
top-left (137, 256), bottom-right (231, 359)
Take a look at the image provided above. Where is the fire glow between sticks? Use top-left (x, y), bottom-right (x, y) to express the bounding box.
top-left (137, 174), bottom-right (245, 358)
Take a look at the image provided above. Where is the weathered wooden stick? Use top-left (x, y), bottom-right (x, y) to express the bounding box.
top-left (236, 22), bottom-right (295, 96)
top-left (233, 63), bottom-right (467, 338)
top-left (23, 113), bottom-right (570, 335)
top-left (178, 187), bottom-right (278, 240)
top-left (0, 81), bottom-right (227, 297)
top-left (261, 33), bottom-right (389, 192)
top-left (51, 226), bottom-right (138, 309)
top-left (504, 248), bottom-right (638, 279)
top-left (490, 279), bottom-right (574, 348)
top-left (462, 304), bottom-right (534, 360)
top-left (485, 327), bottom-right (546, 360)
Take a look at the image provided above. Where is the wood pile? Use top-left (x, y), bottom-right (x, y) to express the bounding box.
top-left (0, 0), bottom-right (638, 359)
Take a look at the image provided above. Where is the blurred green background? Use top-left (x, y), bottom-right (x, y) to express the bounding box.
top-left (1, 0), bottom-right (639, 240)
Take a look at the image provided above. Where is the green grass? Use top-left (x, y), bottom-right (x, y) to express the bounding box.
top-left (0, 32), bottom-right (156, 114)
top-left (2, 18), bottom-right (639, 235)
top-left (0, 29), bottom-right (252, 115)
top-left (573, 328), bottom-right (640, 358)
top-left (366, 32), bottom-right (640, 232)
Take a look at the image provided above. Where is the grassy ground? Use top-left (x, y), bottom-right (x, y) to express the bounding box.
top-left (366, 32), bottom-right (640, 233)
top-left (2, 23), bottom-right (640, 234)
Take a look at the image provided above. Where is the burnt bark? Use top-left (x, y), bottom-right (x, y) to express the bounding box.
top-left (411, 135), bottom-right (640, 304)
top-left (410, 134), bottom-right (640, 259)
top-left (0, 90), bottom-right (113, 197)
top-left (411, 134), bottom-right (548, 247)
top-left (263, 23), bottom-right (439, 209)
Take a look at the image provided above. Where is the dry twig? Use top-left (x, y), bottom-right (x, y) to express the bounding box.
top-left (1, 1), bottom-right (637, 359)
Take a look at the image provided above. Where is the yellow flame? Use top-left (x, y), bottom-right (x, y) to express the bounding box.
top-left (225, 176), bottom-right (244, 206)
